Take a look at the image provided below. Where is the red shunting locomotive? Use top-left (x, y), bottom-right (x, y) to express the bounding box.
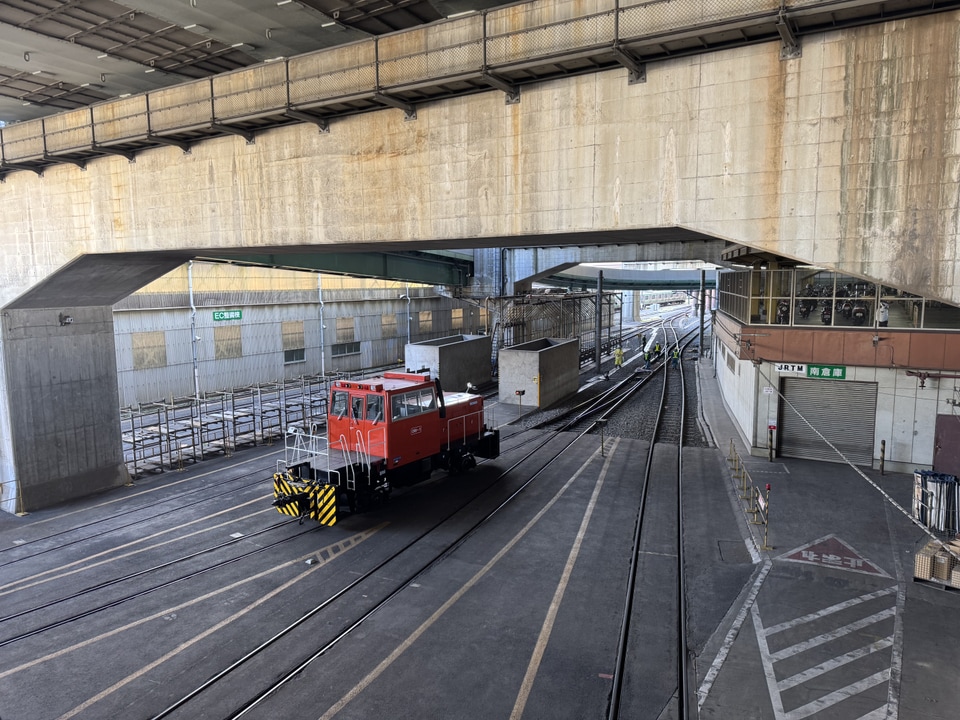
top-left (273, 372), bottom-right (500, 523)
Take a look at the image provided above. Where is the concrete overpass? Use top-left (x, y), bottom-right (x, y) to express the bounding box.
top-left (3, 0), bottom-right (960, 511)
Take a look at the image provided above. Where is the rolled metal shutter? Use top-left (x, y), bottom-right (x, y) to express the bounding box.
top-left (779, 378), bottom-right (878, 464)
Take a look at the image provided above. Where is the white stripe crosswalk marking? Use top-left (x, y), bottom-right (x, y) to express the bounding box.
top-left (763, 586), bottom-right (896, 636)
top-left (768, 608), bottom-right (896, 662)
top-left (752, 603), bottom-right (787, 719)
top-left (853, 705), bottom-right (891, 720)
top-left (777, 638), bottom-right (894, 691)
top-left (753, 590), bottom-right (898, 720)
top-left (784, 668), bottom-right (891, 720)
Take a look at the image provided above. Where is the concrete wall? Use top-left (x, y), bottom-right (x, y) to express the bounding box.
top-left (1, 15), bottom-right (960, 306)
top-left (2, 10), bottom-right (960, 510)
top-left (404, 334), bottom-right (492, 393)
top-left (1, 307), bottom-right (127, 513)
top-left (499, 338), bottom-right (579, 408)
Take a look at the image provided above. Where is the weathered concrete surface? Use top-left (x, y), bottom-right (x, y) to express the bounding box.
top-left (405, 334), bottom-right (492, 392)
top-left (2, 12), bottom-right (960, 511)
top-left (2, 15), bottom-right (959, 305)
top-left (1, 307), bottom-right (128, 513)
top-left (499, 338), bottom-right (579, 408)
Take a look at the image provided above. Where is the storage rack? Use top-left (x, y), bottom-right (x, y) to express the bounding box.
top-left (122, 374), bottom-right (334, 480)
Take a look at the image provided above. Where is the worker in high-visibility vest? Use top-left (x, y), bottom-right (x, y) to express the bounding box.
top-left (644, 350), bottom-right (651, 370)
top-left (613, 346), bottom-right (624, 369)
top-left (671, 346), bottom-right (680, 369)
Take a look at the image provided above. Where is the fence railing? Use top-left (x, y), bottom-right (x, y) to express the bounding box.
top-left (1, 0), bottom-right (856, 167)
top-left (729, 439), bottom-right (773, 551)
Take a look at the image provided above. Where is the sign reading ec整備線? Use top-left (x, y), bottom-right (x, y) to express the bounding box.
top-left (807, 364), bottom-right (845, 380)
top-left (213, 309), bottom-right (242, 321)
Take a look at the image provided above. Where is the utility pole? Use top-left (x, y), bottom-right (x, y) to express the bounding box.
top-left (595, 270), bottom-right (604, 369)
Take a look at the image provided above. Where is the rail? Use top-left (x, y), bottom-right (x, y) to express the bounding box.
top-left (0, 0), bottom-right (932, 176)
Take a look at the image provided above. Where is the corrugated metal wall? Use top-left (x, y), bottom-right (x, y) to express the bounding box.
top-left (114, 264), bottom-right (487, 407)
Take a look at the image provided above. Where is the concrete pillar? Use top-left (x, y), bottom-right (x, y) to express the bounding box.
top-left (1, 306), bottom-right (128, 513)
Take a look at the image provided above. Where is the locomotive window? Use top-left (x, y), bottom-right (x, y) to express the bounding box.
top-left (351, 396), bottom-right (363, 420)
top-left (331, 391), bottom-right (349, 417)
top-left (366, 395), bottom-right (384, 423)
top-left (419, 389), bottom-right (436, 410)
top-left (390, 390), bottom-right (434, 419)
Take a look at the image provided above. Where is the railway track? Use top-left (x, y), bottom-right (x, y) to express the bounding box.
top-left (609, 318), bottom-right (693, 719)
top-left (1, 311), bottom-right (714, 720)
top-left (149, 316), bottom-right (706, 720)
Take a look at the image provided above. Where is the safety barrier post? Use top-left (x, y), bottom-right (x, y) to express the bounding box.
top-left (748, 485), bottom-right (761, 522)
top-left (737, 459), bottom-right (750, 500)
top-left (880, 439), bottom-right (885, 476)
top-left (753, 484), bottom-right (773, 550)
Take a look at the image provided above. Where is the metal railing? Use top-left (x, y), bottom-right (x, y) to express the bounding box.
top-left (0, 0), bottom-right (870, 168)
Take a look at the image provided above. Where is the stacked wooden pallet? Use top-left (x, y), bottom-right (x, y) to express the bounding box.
top-left (914, 538), bottom-right (960, 588)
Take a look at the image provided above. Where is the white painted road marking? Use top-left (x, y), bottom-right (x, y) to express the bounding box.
top-left (777, 638), bottom-right (894, 692)
top-left (753, 586), bottom-right (898, 720)
top-left (767, 607), bottom-right (896, 662)
top-left (697, 559), bottom-right (772, 709)
top-left (762, 586), bottom-right (896, 636)
top-left (784, 669), bottom-right (891, 720)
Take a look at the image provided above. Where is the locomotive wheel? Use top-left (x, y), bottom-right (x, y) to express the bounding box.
top-left (449, 448), bottom-right (476, 473)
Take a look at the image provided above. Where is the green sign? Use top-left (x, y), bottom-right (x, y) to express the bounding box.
top-left (807, 364), bottom-right (845, 380)
top-left (213, 309), bottom-right (242, 321)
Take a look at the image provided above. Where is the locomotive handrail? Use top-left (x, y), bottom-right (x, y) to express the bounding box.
top-left (284, 425), bottom-right (330, 468)
top-left (446, 408), bottom-right (485, 447)
top-left (332, 433), bottom-right (357, 491)
top-left (354, 428), bottom-right (375, 478)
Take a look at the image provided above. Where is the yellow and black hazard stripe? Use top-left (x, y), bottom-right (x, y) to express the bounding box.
top-left (312, 484), bottom-right (337, 526)
top-left (272, 472), bottom-right (337, 526)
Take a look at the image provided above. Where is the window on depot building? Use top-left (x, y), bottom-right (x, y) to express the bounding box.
top-left (282, 320), bottom-right (305, 364)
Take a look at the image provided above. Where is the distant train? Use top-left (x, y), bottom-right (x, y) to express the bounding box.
top-left (273, 372), bottom-right (500, 525)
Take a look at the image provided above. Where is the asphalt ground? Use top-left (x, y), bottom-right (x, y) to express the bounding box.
top-left (695, 356), bottom-right (960, 720)
top-left (0, 353), bottom-right (956, 720)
